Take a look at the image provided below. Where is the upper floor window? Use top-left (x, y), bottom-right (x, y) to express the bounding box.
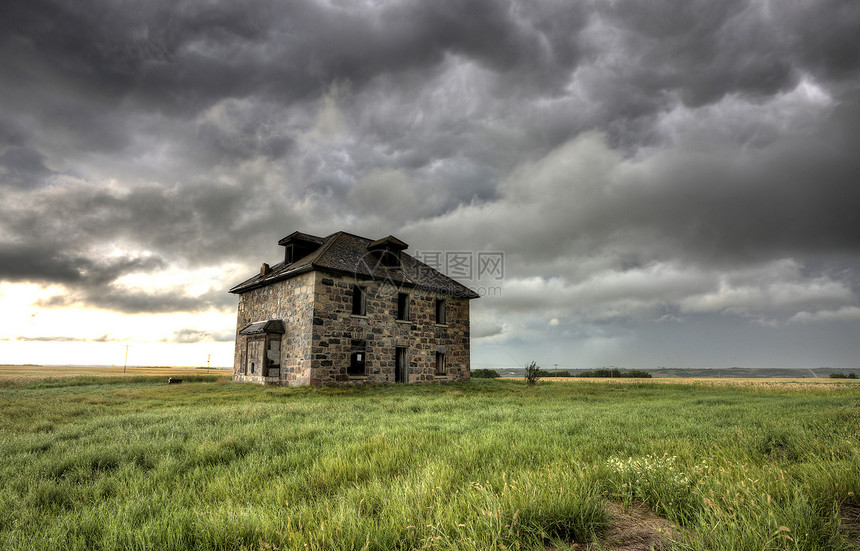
top-left (397, 292), bottom-right (409, 320)
top-left (435, 298), bottom-right (446, 324)
top-left (352, 285), bottom-right (366, 316)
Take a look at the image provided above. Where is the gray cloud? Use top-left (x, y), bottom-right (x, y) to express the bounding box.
top-left (1, 0), bottom-right (859, 365)
top-left (14, 334), bottom-right (116, 342)
top-left (36, 286), bottom-right (236, 315)
top-left (164, 328), bottom-right (235, 344)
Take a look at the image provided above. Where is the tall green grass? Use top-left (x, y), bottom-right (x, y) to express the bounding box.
top-left (0, 379), bottom-right (858, 549)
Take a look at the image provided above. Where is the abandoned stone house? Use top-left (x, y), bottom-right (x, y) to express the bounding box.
top-left (229, 231), bottom-right (479, 386)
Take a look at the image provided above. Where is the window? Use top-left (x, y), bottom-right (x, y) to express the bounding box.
top-left (352, 285), bottom-right (366, 315)
top-left (284, 244), bottom-right (294, 264)
top-left (435, 352), bottom-right (446, 376)
top-left (349, 340), bottom-right (366, 376)
top-left (265, 336), bottom-right (280, 378)
top-left (395, 347), bottom-right (407, 383)
top-left (380, 250), bottom-right (401, 268)
top-left (397, 292), bottom-right (409, 320)
top-left (435, 298), bottom-right (446, 324)
top-left (246, 337), bottom-right (264, 375)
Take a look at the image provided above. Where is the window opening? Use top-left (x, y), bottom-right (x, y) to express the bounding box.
top-left (435, 352), bottom-right (446, 376)
top-left (395, 347), bottom-right (407, 383)
top-left (352, 285), bottom-right (366, 315)
top-left (435, 299), bottom-right (447, 324)
top-left (397, 293), bottom-right (409, 320)
top-left (265, 336), bottom-right (280, 378)
top-left (349, 340), bottom-right (367, 376)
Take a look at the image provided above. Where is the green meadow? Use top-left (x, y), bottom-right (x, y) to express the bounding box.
top-left (0, 376), bottom-right (858, 550)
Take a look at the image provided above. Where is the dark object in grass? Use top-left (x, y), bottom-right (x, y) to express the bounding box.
top-left (168, 378), bottom-right (183, 384)
top-left (524, 361), bottom-right (541, 385)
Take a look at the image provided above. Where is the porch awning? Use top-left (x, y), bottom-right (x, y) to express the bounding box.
top-left (239, 319), bottom-right (286, 335)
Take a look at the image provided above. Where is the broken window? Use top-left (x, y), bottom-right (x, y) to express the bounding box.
top-left (397, 292), bottom-right (409, 320)
top-left (349, 339), bottom-right (366, 376)
top-left (435, 298), bottom-right (447, 324)
top-left (352, 285), bottom-right (366, 316)
top-left (395, 347), bottom-right (407, 383)
top-left (379, 250), bottom-right (401, 268)
top-left (435, 352), bottom-right (446, 376)
top-left (246, 337), bottom-right (264, 375)
top-left (265, 336), bottom-right (280, 378)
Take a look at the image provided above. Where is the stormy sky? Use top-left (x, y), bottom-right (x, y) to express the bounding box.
top-left (1, 0), bottom-right (859, 369)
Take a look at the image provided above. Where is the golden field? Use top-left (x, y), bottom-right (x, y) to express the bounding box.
top-left (0, 364), bottom-right (231, 381)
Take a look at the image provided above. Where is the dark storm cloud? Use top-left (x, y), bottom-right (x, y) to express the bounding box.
top-left (36, 286), bottom-right (235, 315)
top-left (0, 146), bottom-right (53, 188)
top-left (1, 0), bottom-right (859, 327)
top-left (0, 242), bottom-right (165, 285)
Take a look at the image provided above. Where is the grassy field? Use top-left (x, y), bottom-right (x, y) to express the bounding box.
top-left (0, 373), bottom-right (858, 550)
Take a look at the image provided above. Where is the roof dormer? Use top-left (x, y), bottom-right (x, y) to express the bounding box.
top-left (367, 235), bottom-right (408, 268)
top-left (278, 231), bottom-right (324, 265)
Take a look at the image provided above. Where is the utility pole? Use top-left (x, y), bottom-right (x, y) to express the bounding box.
top-left (123, 345), bottom-right (130, 374)
top-left (554, 363), bottom-right (559, 374)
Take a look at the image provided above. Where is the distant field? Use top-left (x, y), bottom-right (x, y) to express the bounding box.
top-left (0, 364), bottom-right (231, 382)
top-left (497, 367), bottom-right (860, 379)
top-left (1, 377), bottom-right (858, 550)
top-left (535, 376), bottom-right (860, 391)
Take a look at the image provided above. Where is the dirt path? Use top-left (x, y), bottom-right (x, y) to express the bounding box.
top-left (567, 502), bottom-right (677, 551)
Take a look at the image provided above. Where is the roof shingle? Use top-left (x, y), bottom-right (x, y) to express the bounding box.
top-left (229, 231), bottom-right (480, 299)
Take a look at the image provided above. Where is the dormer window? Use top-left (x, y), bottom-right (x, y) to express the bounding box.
top-left (379, 250), bottom-right (401, 268)
top-left (278, 231), bottom-right (324, 266)
top-left (367, 235), bottom-right (408, 270)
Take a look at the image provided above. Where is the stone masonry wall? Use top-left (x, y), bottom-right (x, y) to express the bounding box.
top-left (232, 269), bottom-right (471, 386)
top-left (233, 271), bottom-right (315, 385)
top-left (309, 271), bottom-right (471, 385)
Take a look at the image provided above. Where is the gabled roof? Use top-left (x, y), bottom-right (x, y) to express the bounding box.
top-left (277, 231), bottom-right (324, 247)
top-left (367, 235), bottom-right (408, 251)
top-left (229, 231), bottom-right (480, 299)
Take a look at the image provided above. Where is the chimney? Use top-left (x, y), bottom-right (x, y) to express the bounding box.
top-left (260, 263), bottom-right (271, 276)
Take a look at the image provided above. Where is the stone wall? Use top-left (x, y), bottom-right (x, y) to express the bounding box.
top-left (232, 269), bottom-right (471, 386)
top-left (309, 271), bottom-right (471, 385)
top-left (232, 271), bottom-right (315, 385)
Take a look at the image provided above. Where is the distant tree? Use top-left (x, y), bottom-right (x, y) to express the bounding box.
top-left (830, 373), bottom-right (848, 379)
top-left (625, 370), bottom-right (653, 378)
top-left (524, 361), bottom-right (541, 385)
top-left (533, 368), bottom-right (571, 377)
top-left (472, 369), bottom-right (500, 379)
top-left (576, 369), bottom-right (651, 378)
top-left (585, 368), bottom-right (622, 378)
top-left (850, 373), bottom-right (857, 379)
